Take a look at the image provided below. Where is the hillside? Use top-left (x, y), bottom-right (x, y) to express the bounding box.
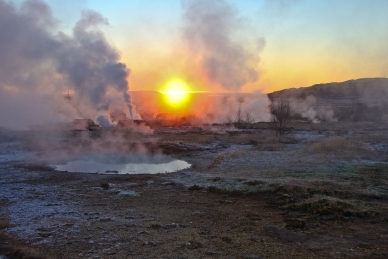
top-left (268, 78), bottom-right (388, 122)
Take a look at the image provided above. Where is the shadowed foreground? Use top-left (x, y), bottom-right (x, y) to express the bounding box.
top-left (1, 122), bottom-right (388, 258)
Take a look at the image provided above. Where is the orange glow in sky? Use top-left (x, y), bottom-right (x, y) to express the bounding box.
top-left (115, 0), bottom-right (388, 94)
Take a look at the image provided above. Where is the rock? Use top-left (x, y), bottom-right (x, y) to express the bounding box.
top-left (117, 191), bottom-right (140, 197)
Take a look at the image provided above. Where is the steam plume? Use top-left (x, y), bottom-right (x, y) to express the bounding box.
top-left (182, 0), bottom-right (265, 90)
top-left (0, 0), bottom-right (133, 129)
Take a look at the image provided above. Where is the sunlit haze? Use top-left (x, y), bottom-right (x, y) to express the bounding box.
top-left (9, 0), bottom-right (387, 93)
top-left (1, 0), bottom-right (388, 129)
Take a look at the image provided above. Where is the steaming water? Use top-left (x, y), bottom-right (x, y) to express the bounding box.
top-left (52, 154), bottom-right (191, 175)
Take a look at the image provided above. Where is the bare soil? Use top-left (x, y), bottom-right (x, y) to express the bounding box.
top-left (1, 122), bottom-right (388, 259)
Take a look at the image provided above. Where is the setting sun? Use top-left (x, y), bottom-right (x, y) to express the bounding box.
top-left (161, 79), bottom-right (190, 107)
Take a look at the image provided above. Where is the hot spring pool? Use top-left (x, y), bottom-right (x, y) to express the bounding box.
top-left (52, 154), bottom-right (191, 175)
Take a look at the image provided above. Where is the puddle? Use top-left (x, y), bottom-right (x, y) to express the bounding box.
top-left (52, 154), bottom-right (191, 174)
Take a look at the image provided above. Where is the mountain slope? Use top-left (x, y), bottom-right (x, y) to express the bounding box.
top-left (268, 78), bottom-right (388, 122)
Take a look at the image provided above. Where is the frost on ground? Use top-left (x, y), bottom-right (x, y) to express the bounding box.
top-left (0, 142), bottom-right (36, 163)
top-left (0, 122), bottom-right (388, 258)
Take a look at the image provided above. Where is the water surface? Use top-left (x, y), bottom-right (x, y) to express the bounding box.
top-left (53, 154), bottom-right (191, 174)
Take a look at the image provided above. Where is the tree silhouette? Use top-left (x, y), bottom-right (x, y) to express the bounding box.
top-left (270, 99), bottom-right (292, 136)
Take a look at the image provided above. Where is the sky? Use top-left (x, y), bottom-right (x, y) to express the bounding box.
top-left (1, 0), bottom-right (387, 129)
top-left (6, 0), bottom-right (388, 94)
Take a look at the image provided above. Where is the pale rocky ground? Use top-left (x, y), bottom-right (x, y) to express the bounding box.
top-left (1, 122), bottom-right (388, 258)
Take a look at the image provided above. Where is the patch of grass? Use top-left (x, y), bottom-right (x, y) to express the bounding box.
top-left (206, 186), bottom-right (223, 193)
top-left (288, 196), bottom-right (366, 217)
top-left (0, 218), bottom-right (10, 229)
top-left (221, 236), bottom-right (232, 243)
top-left (206, 185), bottom-right (244, 195)
top-left (284, 218), bottom-right (307, 230)
top-left (0, 216), bottom-right (9, 241)
top-left (299, 163), bottom-right (388, 182)
top-left (271, 183), bottom-right (312, 200)
top-left (204, 181), bottom-right (274, 195)
top-left (207, 153), bottom-right (226, 169)
top-left (244, 180), bottom-right (265, 186)
top-left (354, 163), bottom-right (388, 180)
top-left (159, 133), bottom-right (215, 145)
top-left (304, 137), bottom-right (368, 159)
top-left (0, 231), bottom-right (7, 240)
top-left (279, 136), bottom-right (300, 144)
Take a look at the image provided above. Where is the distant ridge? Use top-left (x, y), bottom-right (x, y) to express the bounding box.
top-left (269, 78), bottom-right (388, 99)
top-left (268, 78), bottom-right (388, 122)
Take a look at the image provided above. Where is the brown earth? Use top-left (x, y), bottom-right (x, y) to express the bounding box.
top-left (1, 122), bottom-right (388, 259)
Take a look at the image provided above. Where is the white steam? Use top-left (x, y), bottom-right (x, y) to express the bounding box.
top-left (0, 0), bottom-right (133, 130)
top-left (182, 0), bottom-right (265, 91)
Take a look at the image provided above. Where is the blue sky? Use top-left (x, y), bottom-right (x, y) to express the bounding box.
top-left (10, 0), bottom-right (388, 92)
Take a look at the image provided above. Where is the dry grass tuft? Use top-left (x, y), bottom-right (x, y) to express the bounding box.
top-left (0, 218), bottom-right (10, 229)
top-left (288, 196), bottom-right (366, 217)
top-left (159, 133), bottom-right (216, 145)
top-left (207, 149), bottom-right (252, 169)
top-left (304, 137), bottom-right (368, 159)
top-left (0, 216), bottom-right (10, 242)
